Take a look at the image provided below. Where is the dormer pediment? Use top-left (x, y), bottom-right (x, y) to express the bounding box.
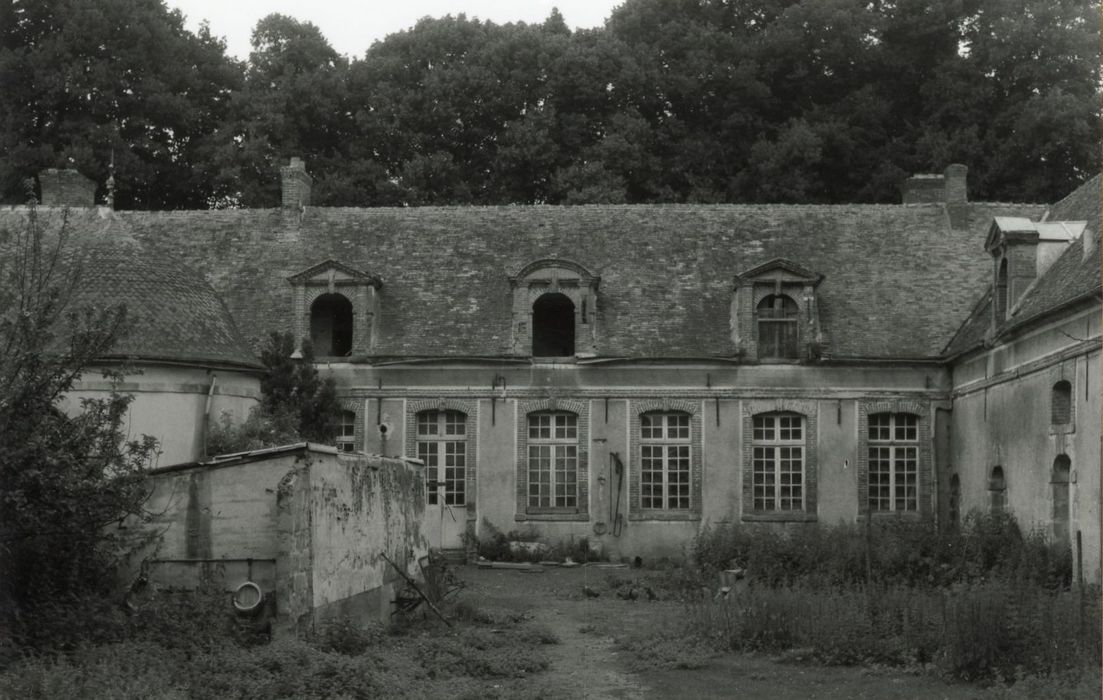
top-left (733, 258), bottom-right (823, 289)
top-left (509, 258), bottom-right (599, 289)
top-left (288, 259), bottom-right (381, 288)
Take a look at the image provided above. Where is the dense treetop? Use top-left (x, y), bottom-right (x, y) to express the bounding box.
top-left (1, 0), bottom-right (1098, 208)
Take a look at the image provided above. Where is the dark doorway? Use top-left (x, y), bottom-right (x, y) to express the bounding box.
top-left (311, 293), bottom-right (353, 356)
top-left (532, 293), bottom-right (575, 357)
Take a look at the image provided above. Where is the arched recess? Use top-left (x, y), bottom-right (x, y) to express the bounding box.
top-left (989, 466), bottom-right (1006, 514)
top-left (532, 292), bottom-right (576, 356)
top-left (311, 293), bottom-right (353, 356)
top-left (1051, 455), bottom-right (1071, 543)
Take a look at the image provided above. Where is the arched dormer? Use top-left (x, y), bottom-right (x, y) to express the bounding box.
top-left (732, 258), bottom-right (824, 362)
top-left (289, 260), bottom-right (382, 358)
top-left (509, 258), bottom-right (599, 358)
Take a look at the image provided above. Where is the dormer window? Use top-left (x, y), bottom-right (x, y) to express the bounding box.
top-left (289, 260), bottom-right (382, 359)
top-left (532, 292), bottom-right (576, 356)
top-left (311, 293), bottom-right (354, 356)
top-left (732, 258), bottom-right (823, 362)
top-left (995, 257), bottom-right (1009, 321)
top-left (510, 259), bottom-right (599, 359)
top-left (756, 294), bottom-right (799, 359)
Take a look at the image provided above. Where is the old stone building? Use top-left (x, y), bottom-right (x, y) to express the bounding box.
top-left (8, 161), bottom-right (1099, 581)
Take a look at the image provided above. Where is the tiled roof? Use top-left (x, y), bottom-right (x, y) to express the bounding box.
top-left (101, 200), bottom-right (1044, 361)
top-left (944, 175), bottom-right (1101, 357)
top-left (0, 207), bottom-right (262, 370)
top-left (1010, 175), bottom-right (1102, 329)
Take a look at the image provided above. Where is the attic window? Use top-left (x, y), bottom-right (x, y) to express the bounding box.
top-left (757, 294), bottom-right (799, 359)
top-left (533, 293), bottom-right (575, 357)
top-left (311, 293), bottom-right (353, 356)
top-left (509, 259), bottom-right (599, 358)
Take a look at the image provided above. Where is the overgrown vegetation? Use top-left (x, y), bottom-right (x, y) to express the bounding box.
top-left (0, 587), bottom-right (558, 699)
top-left (692, 511), bottom-right (1072, 589)
top-left (684, 512), bottom-right (1099, 682)
top-left (205, 331), bottom-right (341, 455)
top-left (0, 201), bottom-right (157, 656)
top-left (475, 519), bottom-right (604, 563)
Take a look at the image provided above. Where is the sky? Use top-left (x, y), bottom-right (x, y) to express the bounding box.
top-left (166, 1), bottom-right (624, 60)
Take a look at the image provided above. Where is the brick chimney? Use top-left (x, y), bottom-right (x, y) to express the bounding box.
top-left (39, 168), bottom-right (96, 207)
top-left (901, 163), bottom-right (968, 204)
top-left (280, 157), bottom-right (312, 209)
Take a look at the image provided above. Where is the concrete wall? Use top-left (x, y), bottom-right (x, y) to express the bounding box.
top-left (128, 446), bottom-right (427, 632)
top-left (343, 361), bottom-right (947, 563)
top-left (301, 454), bottom-right (429, 626)
top-left (950, 306), bottom-right (1101, 582)
top-left (65, 363), bottom-right (261, 467)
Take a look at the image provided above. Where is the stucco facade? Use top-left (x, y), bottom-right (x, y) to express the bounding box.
top-left (15, 162), bottom-right (1099, 582)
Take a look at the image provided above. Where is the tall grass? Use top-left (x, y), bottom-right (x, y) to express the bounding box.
top-left (685, 582), bottom-right (1100, 680)
top-left (686, 511), bottom-right (1097, 681)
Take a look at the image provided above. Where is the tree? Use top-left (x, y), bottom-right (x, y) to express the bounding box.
top-left (0, 196), bottom-right (157, 650)
top-left (0, 0), bottom-right (243, 209)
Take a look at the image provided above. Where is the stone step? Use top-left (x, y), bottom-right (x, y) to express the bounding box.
top-left (437, 548), bottom-right (468, 565)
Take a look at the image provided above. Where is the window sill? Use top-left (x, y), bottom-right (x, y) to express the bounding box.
top-left (861, 510), bottom-right (925, 520)
top-left (516, 511), bottom-right (589, 522)
top-left (741, 512), bottom-right (817, 523)
top-left (628, 510), bottom-right (700, 522)
top-left (1049, 423), bottom-right (1075, 436)
top-left (755, 358), bottom-right (803, 365)
top-left (531, 356), bottom-right (577, 364)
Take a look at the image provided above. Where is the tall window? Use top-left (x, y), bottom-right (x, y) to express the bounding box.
top-left (867, 413), bottom-right (918, 512)
top-left (751, 412), bottom-right (805, 512)
top-left (532, 293), bottom-right (575, 357)
top-left (757, 294), bottom-right (799, 359)
top-left (1051, 380), bottom-right (1072, 425)
top-left (989, 466), bottom-right (1006, 514)
top-left (310, 293), bottom-right (353, 356)
top-left (640, 412), bottom-right (691, 510)
top-left (336, 410), bottom-right (356, 453)
top-left (527, 412), bottom-right (578, 508)
top-left (1052, 456), bottom-right (1071, 543)
top-left (417, 410), bottom-right (467, 506)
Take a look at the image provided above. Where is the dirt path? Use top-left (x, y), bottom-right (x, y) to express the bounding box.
top-left (457, 564), bottom-right (990, 700)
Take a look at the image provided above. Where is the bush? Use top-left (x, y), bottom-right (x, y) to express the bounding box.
top-left (475, 519), bottom-right (604, 563)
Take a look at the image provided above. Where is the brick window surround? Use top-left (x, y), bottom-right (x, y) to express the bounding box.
top-left (742, 398), bottom-right (818, 522)
top-left (509, 259), bottom-right (599, 358)
top-left (338, 398), bottom-right (364, 452)
top-left (629, 399), bottom-right (702, 522)
top-left (336, 409), bottom-right (357, 453)
top-left (415, 410), bottom-right (468, 506)
top-left (288, 260), bottom-right (381, 358)
top-left (515, 398), bottom-right (589, 521)
top-left (406, 399), bottom-right (478, 510)
top-left (857, 399), bottom-right (932, 517)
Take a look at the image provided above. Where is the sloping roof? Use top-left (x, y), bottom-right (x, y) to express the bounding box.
top-left (943, 175), bottom-right (1101, 356)
top-left (0, 207), bottom-right (262, 370)
top-left (1010, 175), bottom-right (1102, 329)
top-left (98, 200), bottom-right (1044, 361)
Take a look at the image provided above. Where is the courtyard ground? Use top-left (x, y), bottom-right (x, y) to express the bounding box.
top-left (433, 564), bottom-right (1002, 700)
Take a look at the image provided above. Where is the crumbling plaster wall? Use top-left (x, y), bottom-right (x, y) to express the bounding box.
top-left (277, 453), bottom-right (428, 629)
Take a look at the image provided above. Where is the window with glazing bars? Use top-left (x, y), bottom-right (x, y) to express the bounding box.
top-left (868, 413), bottom-right (918, 512)
top-left (751, 412), bottom-right (805, 511)
top-left (757, 294), bottom-right (799, 359)
top-left (528, 412), bottom-right (578, 508)
top-left (336, 410), bottom-right (356, 453)
top-left (416, 410), bottom-right (466, 506)
top-left (640, 412), bottom-right (691, 509)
